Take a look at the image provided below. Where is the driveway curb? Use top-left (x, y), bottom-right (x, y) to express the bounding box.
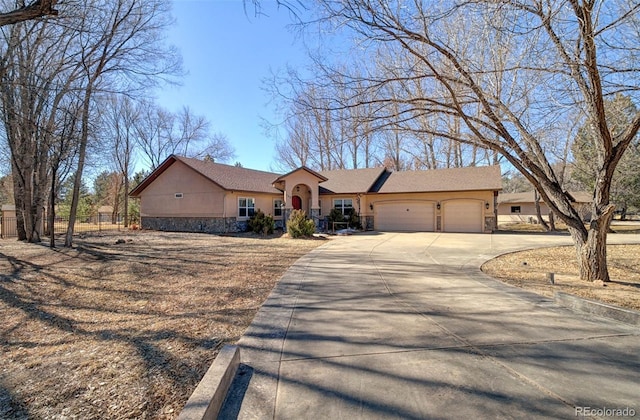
top-left (177, 345), bottom-right (240, 420)
top-left (554, 292), bottom-right (640, 326)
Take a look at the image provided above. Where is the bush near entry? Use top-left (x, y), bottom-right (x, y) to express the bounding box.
top-left (287, 209), bottom-right (315, 238)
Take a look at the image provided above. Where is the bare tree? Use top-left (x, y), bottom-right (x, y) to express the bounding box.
top-left (312, 0), bottom-right (640, 281)
top-left (134, 100), bottom-right (174, 170)
top-left (64, 0), bottom-right (181, 247)
top-left (191, 131), bottom-right (236, 163)
top-left (135, 100), bottom-right (235, 170)
top-left (0, 14), bottom-right (83, 242)
top-left (99, 94), bottom-right (137, 226)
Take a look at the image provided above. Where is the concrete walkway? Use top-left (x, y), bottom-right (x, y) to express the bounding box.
top-left (222, 233), bottom-right (640, 419)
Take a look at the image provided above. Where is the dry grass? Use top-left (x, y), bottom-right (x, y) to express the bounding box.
top-left (0, 231), bottom-right (324, 419)
top-left (482, 244), bottom-right (640, 311)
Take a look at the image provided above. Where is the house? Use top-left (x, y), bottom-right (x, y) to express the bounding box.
top-left (497, 191), bottom-right (592, 224)
top-left (129, 155), bottom-right (503, 233)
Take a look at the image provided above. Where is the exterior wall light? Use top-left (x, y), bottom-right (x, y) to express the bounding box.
top-left (436, 202), bottom-right (441, 210)
top-left (485, 201), bottom-right (490, 210)
top-left (369, 203), bottom-right (373, 210)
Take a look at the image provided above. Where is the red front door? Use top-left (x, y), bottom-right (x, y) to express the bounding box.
top-left (292, 195), bottom-right (302, 210)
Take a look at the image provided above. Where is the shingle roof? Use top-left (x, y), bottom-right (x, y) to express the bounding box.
top-left (174, 156), bottom-right (281, 194)
top-left (318, 167), bottom-right (387, 194)
top-left (376, 165), bottom-right (502, 193)
top-left (130, 157), bottom-right (503, 198)
top-left (499, 191), bottom-right (592, 204)
top-left (129, 155), bottom-right (281, 197)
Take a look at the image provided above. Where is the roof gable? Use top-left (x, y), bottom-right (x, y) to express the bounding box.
top-left (273, 166), bottom-right (328, 184)
top-left (129, 155), bottom-right (281, 197)
top-left (377, 165), bottom-right (502, 193)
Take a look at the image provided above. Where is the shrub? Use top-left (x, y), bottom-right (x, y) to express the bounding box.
top-left (346, 207), bottom-right (361, 229)
top-left (248, 209), bottom-right (275, 235)
top-left (328, 208), bottom-right (345, 224)
top-left (286, 209), bottom-right (316, 238)
top-left (328, 207), bottom-right (361, 230)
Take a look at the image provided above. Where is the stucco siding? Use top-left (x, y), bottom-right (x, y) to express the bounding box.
top-left (497, 202), bottom-right (548, 217)
top-left (224, 192), bottom-right (282, 220)
top-left (139, 160), bottom-right (226, 217)
top-left (497, 202), bottom-right (550, 223)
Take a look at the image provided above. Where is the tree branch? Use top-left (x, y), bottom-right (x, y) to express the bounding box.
top-left (0, 0), bottom-right (59, 27)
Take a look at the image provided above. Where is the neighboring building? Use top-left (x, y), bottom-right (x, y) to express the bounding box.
top-left (129, 155), bottom-right (503, 233)
top-left (97, 206), bottom-right (115, 223)
top-left (1, 204), bottom-right (17, 238)
top-left (498, 191), bottom-right (592, 224)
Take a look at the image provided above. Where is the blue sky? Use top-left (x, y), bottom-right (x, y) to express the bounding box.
top-left (156, 0), bottom-right (310, 172)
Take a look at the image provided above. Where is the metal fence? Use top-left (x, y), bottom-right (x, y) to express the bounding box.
top-left (1, 215), bottom-right (122, 239)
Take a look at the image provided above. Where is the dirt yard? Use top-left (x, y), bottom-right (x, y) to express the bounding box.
top-left (2, 230), bottom-right (638, 419)
top-left (482, 244), bottom-right (640, 311)
top-left (0, 231), bottom-right (324, 419)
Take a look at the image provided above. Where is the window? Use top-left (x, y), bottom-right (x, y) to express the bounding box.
top-left (334, 198), bottom-right (353, 216)
top-left (239, 197), bottom-right (255, 218)
top-left (175, 193), bottom-right (183, 199)
top-left (274, 199), bottom-right (283, 217)
top-left (511, 206), bottom-right (521, 214)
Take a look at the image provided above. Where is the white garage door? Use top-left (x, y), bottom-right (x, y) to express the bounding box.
top-left (443, 200), bottom-right (483, 232)
top-left (375, 202), bottom-right (435, 231)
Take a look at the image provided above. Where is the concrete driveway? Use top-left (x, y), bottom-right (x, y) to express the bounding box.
top-left (222, 232), bottom-right (640, 419)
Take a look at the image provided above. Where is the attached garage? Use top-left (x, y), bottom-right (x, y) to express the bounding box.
top-left (443, 200), bottom-right (483, 233)
top-left (375, 201), bottom-right (435, 231)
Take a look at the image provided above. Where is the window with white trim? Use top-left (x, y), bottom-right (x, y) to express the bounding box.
top-left (239, 197), bottom-right (255, 218)
top-left (274, 199), bottom-right (283, 217)
top-left (333, 198), bottom-right (353, 217)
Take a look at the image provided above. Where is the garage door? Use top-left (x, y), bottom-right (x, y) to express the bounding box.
top-left (375, 202), bottom-right (435, 231)
top-left (443, 200), bottom-right (483, 232)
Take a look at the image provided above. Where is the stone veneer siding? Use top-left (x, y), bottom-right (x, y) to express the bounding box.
top-left (309, 209), bottom-right (321, 229)
top-left (141, 217), bottom-right (244, 233)
top-left (484, 216), bottom-right (495, 233)
top-left (363, 215), bottom-right (374, 231)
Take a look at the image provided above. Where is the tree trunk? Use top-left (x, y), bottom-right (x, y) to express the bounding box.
top-left (568, 205), bottom-right (615, 282)
top-left (534, 190), bottom-right (550, 231)
top-left (49, 166), bottom-right (57, 248)
top-left (64, 86), bottom-right (92, 247)
top-left (123, 175), bottom-right (129, 227)
top-left (548, 211), bottom-right (556, 231)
